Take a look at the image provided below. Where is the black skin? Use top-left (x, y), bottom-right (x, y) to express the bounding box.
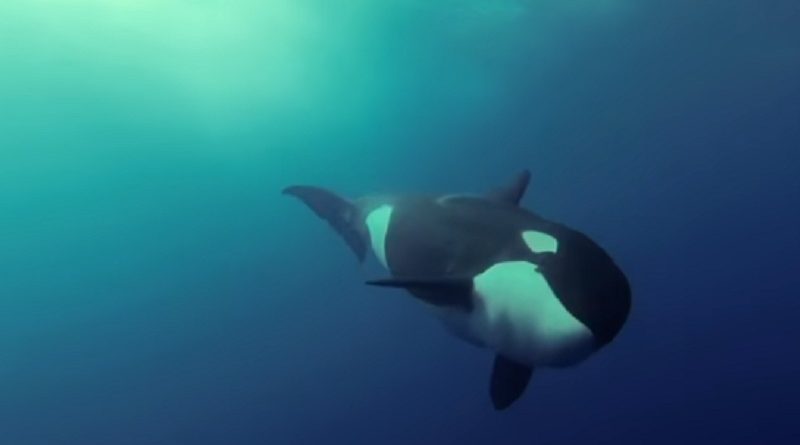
top-left (380, 195), bottom-right (631, 347)
top-left (369, 194), bottom-right (631, 410)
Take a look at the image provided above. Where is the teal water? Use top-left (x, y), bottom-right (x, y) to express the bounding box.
top-left (1, 1), bottom-right (798, 444)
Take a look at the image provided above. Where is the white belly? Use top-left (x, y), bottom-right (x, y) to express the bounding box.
top-left (437, 261), bottom-right (595, 367)
top-left (364, 209), bottom-right (594, 367)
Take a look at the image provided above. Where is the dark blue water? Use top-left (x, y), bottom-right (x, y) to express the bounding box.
top-left (1, 1), bottom-right (798, 444)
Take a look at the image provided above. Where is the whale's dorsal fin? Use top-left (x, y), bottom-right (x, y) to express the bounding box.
top-left (490, 355), bottom-right (534, 410)
top-left (366, 277), bottom-right (473, 310)
top-left (283, 185), bottom-right (367, 262)
top-left (486, 169), bottom-right (531, 206)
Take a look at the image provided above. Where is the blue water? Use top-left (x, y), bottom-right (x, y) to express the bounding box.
top-left (1, 1), bottom-right (798, 444)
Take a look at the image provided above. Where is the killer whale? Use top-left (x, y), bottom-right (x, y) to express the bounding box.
top-left (283, 170), bottom-right (631, 410)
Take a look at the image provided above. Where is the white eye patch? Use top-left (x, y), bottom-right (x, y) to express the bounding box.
top-left (521, 230), bottom-right (558, 254)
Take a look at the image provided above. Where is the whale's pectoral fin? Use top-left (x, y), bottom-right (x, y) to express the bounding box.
top-left (283, 185), bottom-right (367, 262)
top-left (365, 277), bottom-right (473, 310)
top-left (486, 169), bottom-right (531, 206)
top-left (490, 355), bottom-right (533, 410)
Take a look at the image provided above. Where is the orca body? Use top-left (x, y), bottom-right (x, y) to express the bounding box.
top-left (283, 170), bottom-right (631, 410)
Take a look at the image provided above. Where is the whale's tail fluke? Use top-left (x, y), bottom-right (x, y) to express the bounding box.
top-left (283, 185), bottom-right (368, 262)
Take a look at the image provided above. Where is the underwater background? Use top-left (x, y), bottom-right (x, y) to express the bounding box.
top-left (1, 1), bottom-right (798, 444)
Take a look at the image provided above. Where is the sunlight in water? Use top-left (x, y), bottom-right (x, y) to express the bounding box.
top-left (0, 0), bottom-right (634, 153)
top-left (1, 1), bottom-right (318, 116)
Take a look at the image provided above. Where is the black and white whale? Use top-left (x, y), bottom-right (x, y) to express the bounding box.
top-left (283, 170), bottom-right (631, 410)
